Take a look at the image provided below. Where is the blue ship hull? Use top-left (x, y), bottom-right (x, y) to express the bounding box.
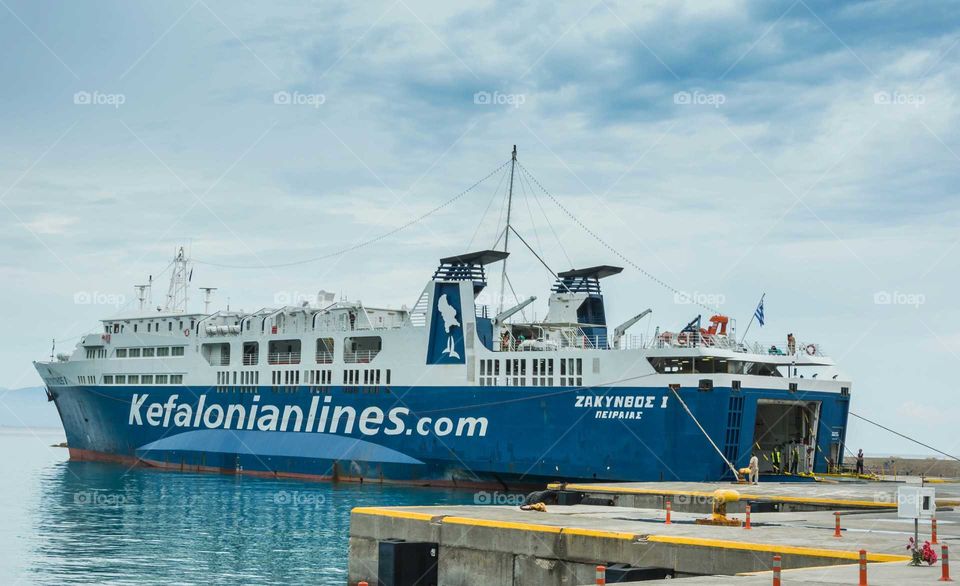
top-left (50, 383), bottom-right (850, 487)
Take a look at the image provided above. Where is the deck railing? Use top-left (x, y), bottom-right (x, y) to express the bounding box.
top-left (315, 351), bottom-right (334, 364)
top-left (268, 352), bottom-right (301, 365)
top-left (344, 350), bottom-right (379, 363)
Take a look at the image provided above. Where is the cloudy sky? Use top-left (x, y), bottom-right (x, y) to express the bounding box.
top-left (1, 0), bottom-right (958, 456)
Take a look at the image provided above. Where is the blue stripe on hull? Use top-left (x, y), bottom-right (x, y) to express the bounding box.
top-left (50, 384), bottom-right (850, 484)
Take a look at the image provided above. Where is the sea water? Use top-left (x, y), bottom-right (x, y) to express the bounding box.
top-left (0, 427), bottom-right (476, 584)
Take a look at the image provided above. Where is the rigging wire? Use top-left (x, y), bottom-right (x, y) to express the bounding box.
top-left (522, 167), bottom-right (573, 269)
top-left (517, 161), bottom-right (720, 315)
top-left (508, 225), bottom-right (570, 293)
top-left (193, 159), bottom-right (513, 269)
top-left (467, 163), bottom-right (510, 251)
top-left (517, 167), bottom-right (545, 258)
top-left (849, 411), bottom-right (959, 463)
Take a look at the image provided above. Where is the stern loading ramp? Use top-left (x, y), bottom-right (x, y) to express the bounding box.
top-left (348, 481), bottom-right (959, 585)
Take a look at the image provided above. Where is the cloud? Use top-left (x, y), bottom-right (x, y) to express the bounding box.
top-left (20, 214), bottom-right (78, 235)
top-left (0, 0), bottom-right (958, 456)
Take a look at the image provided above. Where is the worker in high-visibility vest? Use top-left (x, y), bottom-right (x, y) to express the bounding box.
top-left (771, 446), bottom-right (782, 474)
top-left (791, 444), bottom-right (801, 474)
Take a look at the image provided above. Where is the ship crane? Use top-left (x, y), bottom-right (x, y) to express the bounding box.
top-left (492, 296), bottom-right (537, 328)
top-left (613, 309), bottom-right (651, 349)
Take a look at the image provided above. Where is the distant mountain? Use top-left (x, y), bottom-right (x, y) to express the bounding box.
top-left (0, 386), bottom-right (61, 429)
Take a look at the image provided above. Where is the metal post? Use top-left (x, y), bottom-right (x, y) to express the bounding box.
top-left (942, 544), bottom-right (953, 582)
top-left (834, 512), bottom-right (842, 538)
top-left (744, 504), bottom-right (751, 530)
top-left (859, 549), bottom-right (868, 586)
top-left (772, 554), bottom-right (781, 586)
top-left (665, 500), bottom-right (672, 524)
top-left (933, 517), bottom-right (939, 544)
top-left (595, 564), bottom-right (606, 585)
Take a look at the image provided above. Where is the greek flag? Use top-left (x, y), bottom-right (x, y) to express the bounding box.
top-left (754, 299), bottom-right (765, 326)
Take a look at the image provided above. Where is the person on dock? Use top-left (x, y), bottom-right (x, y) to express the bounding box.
top-left (790, 443), bottom-right (800, 474)
top-left (748, 453), bottom-right (759, 484)
top-left (856, 449), bottom-right (865, 475)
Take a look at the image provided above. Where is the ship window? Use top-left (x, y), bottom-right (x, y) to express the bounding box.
top-left (157, 347), bottom-right (170, 357)
top-left (170, 374), bottom-right (183, 384)
top-left (243, 342), bottom-right (259, 366)
top-left (114, 375), bottom-right (126, 384)
top-left (156, 374), bottom-right (168, 384)
top-left (134, 324), bottom-right (138, 333)
top-left (168, 322), bottom-right (173, 332)
top-left (386, 369), bottom-right (391, 385)
top-left (116, 348), bottom-right (128, 358)
top-left (103, 375), bottom-right (113, 384)
top-left (268, 340), bottom-right (301, 365)
top-left (316, 338), bottom-right (334, 363)
top-left (128, 348), bottom-right (141, 358)
top-left (141, 375), bottom-right (153, 384)
top-left (128, 375), bottom-right (139, 384)
top-left (143, 348), bottom-right (155, 357)
top-left (171, 346), bottom-right (185, 356)
top-left (344, 336), bottom-right (381, 363)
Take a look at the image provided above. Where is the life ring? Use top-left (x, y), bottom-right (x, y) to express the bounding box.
top-left (805, 343), bottom-right (817, 356)
top-left (183, 328), bottom-right (191, 337)
top-left (677, 331), bottom-right (690, 346)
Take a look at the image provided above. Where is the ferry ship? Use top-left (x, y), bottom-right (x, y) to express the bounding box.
top-left (34, 150), bottom-right (851, 488)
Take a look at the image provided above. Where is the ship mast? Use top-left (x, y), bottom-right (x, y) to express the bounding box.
top-left (497, 145), bottom-right (517, 315)
top-left (165, 246), bottom-right (191, 313)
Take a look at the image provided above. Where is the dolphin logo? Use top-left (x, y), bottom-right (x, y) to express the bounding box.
top-left (437, 294), bottom-right (461, 359)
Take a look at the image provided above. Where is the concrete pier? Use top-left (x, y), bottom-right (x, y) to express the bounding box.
top-left (348, 481), bottom-right (958, 585)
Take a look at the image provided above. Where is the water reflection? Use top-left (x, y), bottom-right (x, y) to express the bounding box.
top-left (27, 457), bottom-right (472, 585)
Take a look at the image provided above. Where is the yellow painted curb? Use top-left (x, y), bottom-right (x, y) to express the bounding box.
top-left (646, 535), bottom-right (910, 563)
top-left (443, 516), bottom-right (562, 534)
top-left (550, 483), bottom-right (897, 509)
top-left (351, 507), bottom-right (436, 522)
top-left (562, 527), bottom-right (638, 540)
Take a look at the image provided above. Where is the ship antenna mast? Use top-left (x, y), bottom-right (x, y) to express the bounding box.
top-left (497, 145), bottom-right (517, 315)
top-left (199, 287), bottom-right (217, 314)
top-left (165, 246), bottom-right (191, 313)
top-left (135, 284), bottom-right (149, 312)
